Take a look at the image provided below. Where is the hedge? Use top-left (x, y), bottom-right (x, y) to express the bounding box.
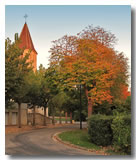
top-left (88, 114), bottom-right (113, 146)
top-left (111, 113), bottom-right (131, 154)
top-left (88, 114), bottom-right (131, 154)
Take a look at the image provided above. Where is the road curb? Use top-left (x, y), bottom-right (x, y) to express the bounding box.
top-left (52, 131), bottom-right (108, 155)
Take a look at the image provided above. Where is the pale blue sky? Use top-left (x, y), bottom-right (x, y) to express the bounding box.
top-left (5, 5), bottom-right (131, 73)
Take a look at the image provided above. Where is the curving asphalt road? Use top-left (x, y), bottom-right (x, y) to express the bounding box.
top-left (6, 124), bottom-right (98, 156)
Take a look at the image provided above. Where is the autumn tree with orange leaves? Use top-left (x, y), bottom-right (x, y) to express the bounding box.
top-left (49, 25), bottom-right (129, 117)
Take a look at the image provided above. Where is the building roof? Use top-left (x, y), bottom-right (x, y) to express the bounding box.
top-left (19, 23), bottom-right (37, 54)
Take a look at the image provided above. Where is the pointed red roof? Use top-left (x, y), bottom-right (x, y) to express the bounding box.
top-left (19, 23), bottom-right (37, 53)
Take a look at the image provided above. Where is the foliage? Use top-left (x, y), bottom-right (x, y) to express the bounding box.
top-left (25, 71), bottom-right (41, 106)
top-left (88, 114), bottom-right (113, 146)
top-left (49, 25), bottom-right (129, 114)
top-left (121, 85), bottom-right (131, 100)
top-left (73, 110), bottom-right (87, 121)
top-left (45, 66), bottom-right (63, 119)
top-left (45, 66), bottom-right (63, 95)
top-left (93, 95), bottom-right (131, 115)
top-left (78, 25), bottom-right (117, 48)
top-left (88, 113), bottom-right (131, 154)
top-left (124, 96), bottom-right (131, 112)
top-left (45, 65), bottom-right (88, 121)
top-left (62, 88), bottom-right (80, 113)
top-left (92, 101), bottom-right (113, 115)
top-left (62, 86), bottom-right (88, 120)
top-left (26, 64), bottom-right (51, 109)
top-left (36, 65), bottom-right (51, 109)
top-left (48, 90), bottom-right (69, 123)
top-left (58, 129), bottom-right (130, 155)
top-left (112, 96), bottom-right (131, 114)
top-left (52, 91), bottom-right (69, 111)
top-left (5, 38), bottom-right (32, 107)
top-left (111, 113), bottom-right (131, 154)
top-left (25, 65), bottom-right (51, 125)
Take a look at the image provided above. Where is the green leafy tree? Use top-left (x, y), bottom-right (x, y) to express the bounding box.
top-left (25, 71), bottom-right (41, 126)
top-left (52, 91), bottom-right (69, 124)
top-left (35, 65), bottom-right (51, 126)
top-left (44, 66), bottom-right (62, 124)
top-left (5, 38), bottom-right (32, 128)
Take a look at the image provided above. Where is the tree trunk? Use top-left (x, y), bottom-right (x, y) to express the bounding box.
top-left (88, 100), bottom-right (93, 117)
top-left (44, 107), bottom-right (47, 126)
top-left (59, 110), bottom-right (62, 124)
top-left (70, 112), bottom-right (72, 124)
top-left (65, 112), bottom-right (67, 124)
top-left (52, 114), bottom-right (55, 125)
top-left (52, 107), bottom-right (55, 125)
top-left (18, 103), bottom-right (21, 128)
top-left (85, 86), bottom-right (93, 118)
top-left (33, 105), bottom-right (36, 126)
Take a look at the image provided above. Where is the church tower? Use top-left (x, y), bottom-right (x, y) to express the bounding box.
top-left (19, 22), bottom-right (37, 72)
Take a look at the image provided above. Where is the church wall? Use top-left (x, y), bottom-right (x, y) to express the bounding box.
top-left (23, 49), bottom-right (37, 72)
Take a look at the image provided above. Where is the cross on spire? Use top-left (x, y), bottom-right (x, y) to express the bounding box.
top-left (24, 14), bottom-right (28, 23)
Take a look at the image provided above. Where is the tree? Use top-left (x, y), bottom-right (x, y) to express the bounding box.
top-left (49, 35), bottom-right (78, 67)
top-left (62, 88), bottom-right (80, 122)
top-left (5, 38), bottom-right (32, 127)
top-left (52, 91), bottom-right (69, 124)
top-left (25, 71), bottom-right (41, 126)
top-left (121, 85), bottom-right (131, 100)
top-left (44, 66), bottom-right (62, 125)
top-left (49, 26), bottom-right (129, 117)
top-left (48, 98), bottom-right (56, 125)
top-left (78, 25), bottom-right (117, 48)
top-left (35, 65), bottom-right (51, 126)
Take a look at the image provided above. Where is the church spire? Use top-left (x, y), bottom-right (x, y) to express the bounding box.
top-left (19, 22), bottom-right (37, 54)
top-left (19, 20), bottom-right (37, 72)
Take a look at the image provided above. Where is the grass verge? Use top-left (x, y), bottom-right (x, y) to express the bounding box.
top-left (58, 129), bottom-right (101, 151)
top-left (55, 118), bottom-right (71, 121)
top-left (58, 129), bottom-right (126, 155)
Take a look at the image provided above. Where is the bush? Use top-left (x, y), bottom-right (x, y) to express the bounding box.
top-left (111, 113), bottom-right (131, 154)
top-left (112, 98), bottom-right (131, 114)
top-left (92, 102), bottom-right (113, 115)
top-left (73, 110), bottom-right (87, 121)
top-left (88, 114), bottom-right (113, 146)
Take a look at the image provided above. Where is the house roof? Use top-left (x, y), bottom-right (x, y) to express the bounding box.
top-left (19, 23), bottom-right (37, 54)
